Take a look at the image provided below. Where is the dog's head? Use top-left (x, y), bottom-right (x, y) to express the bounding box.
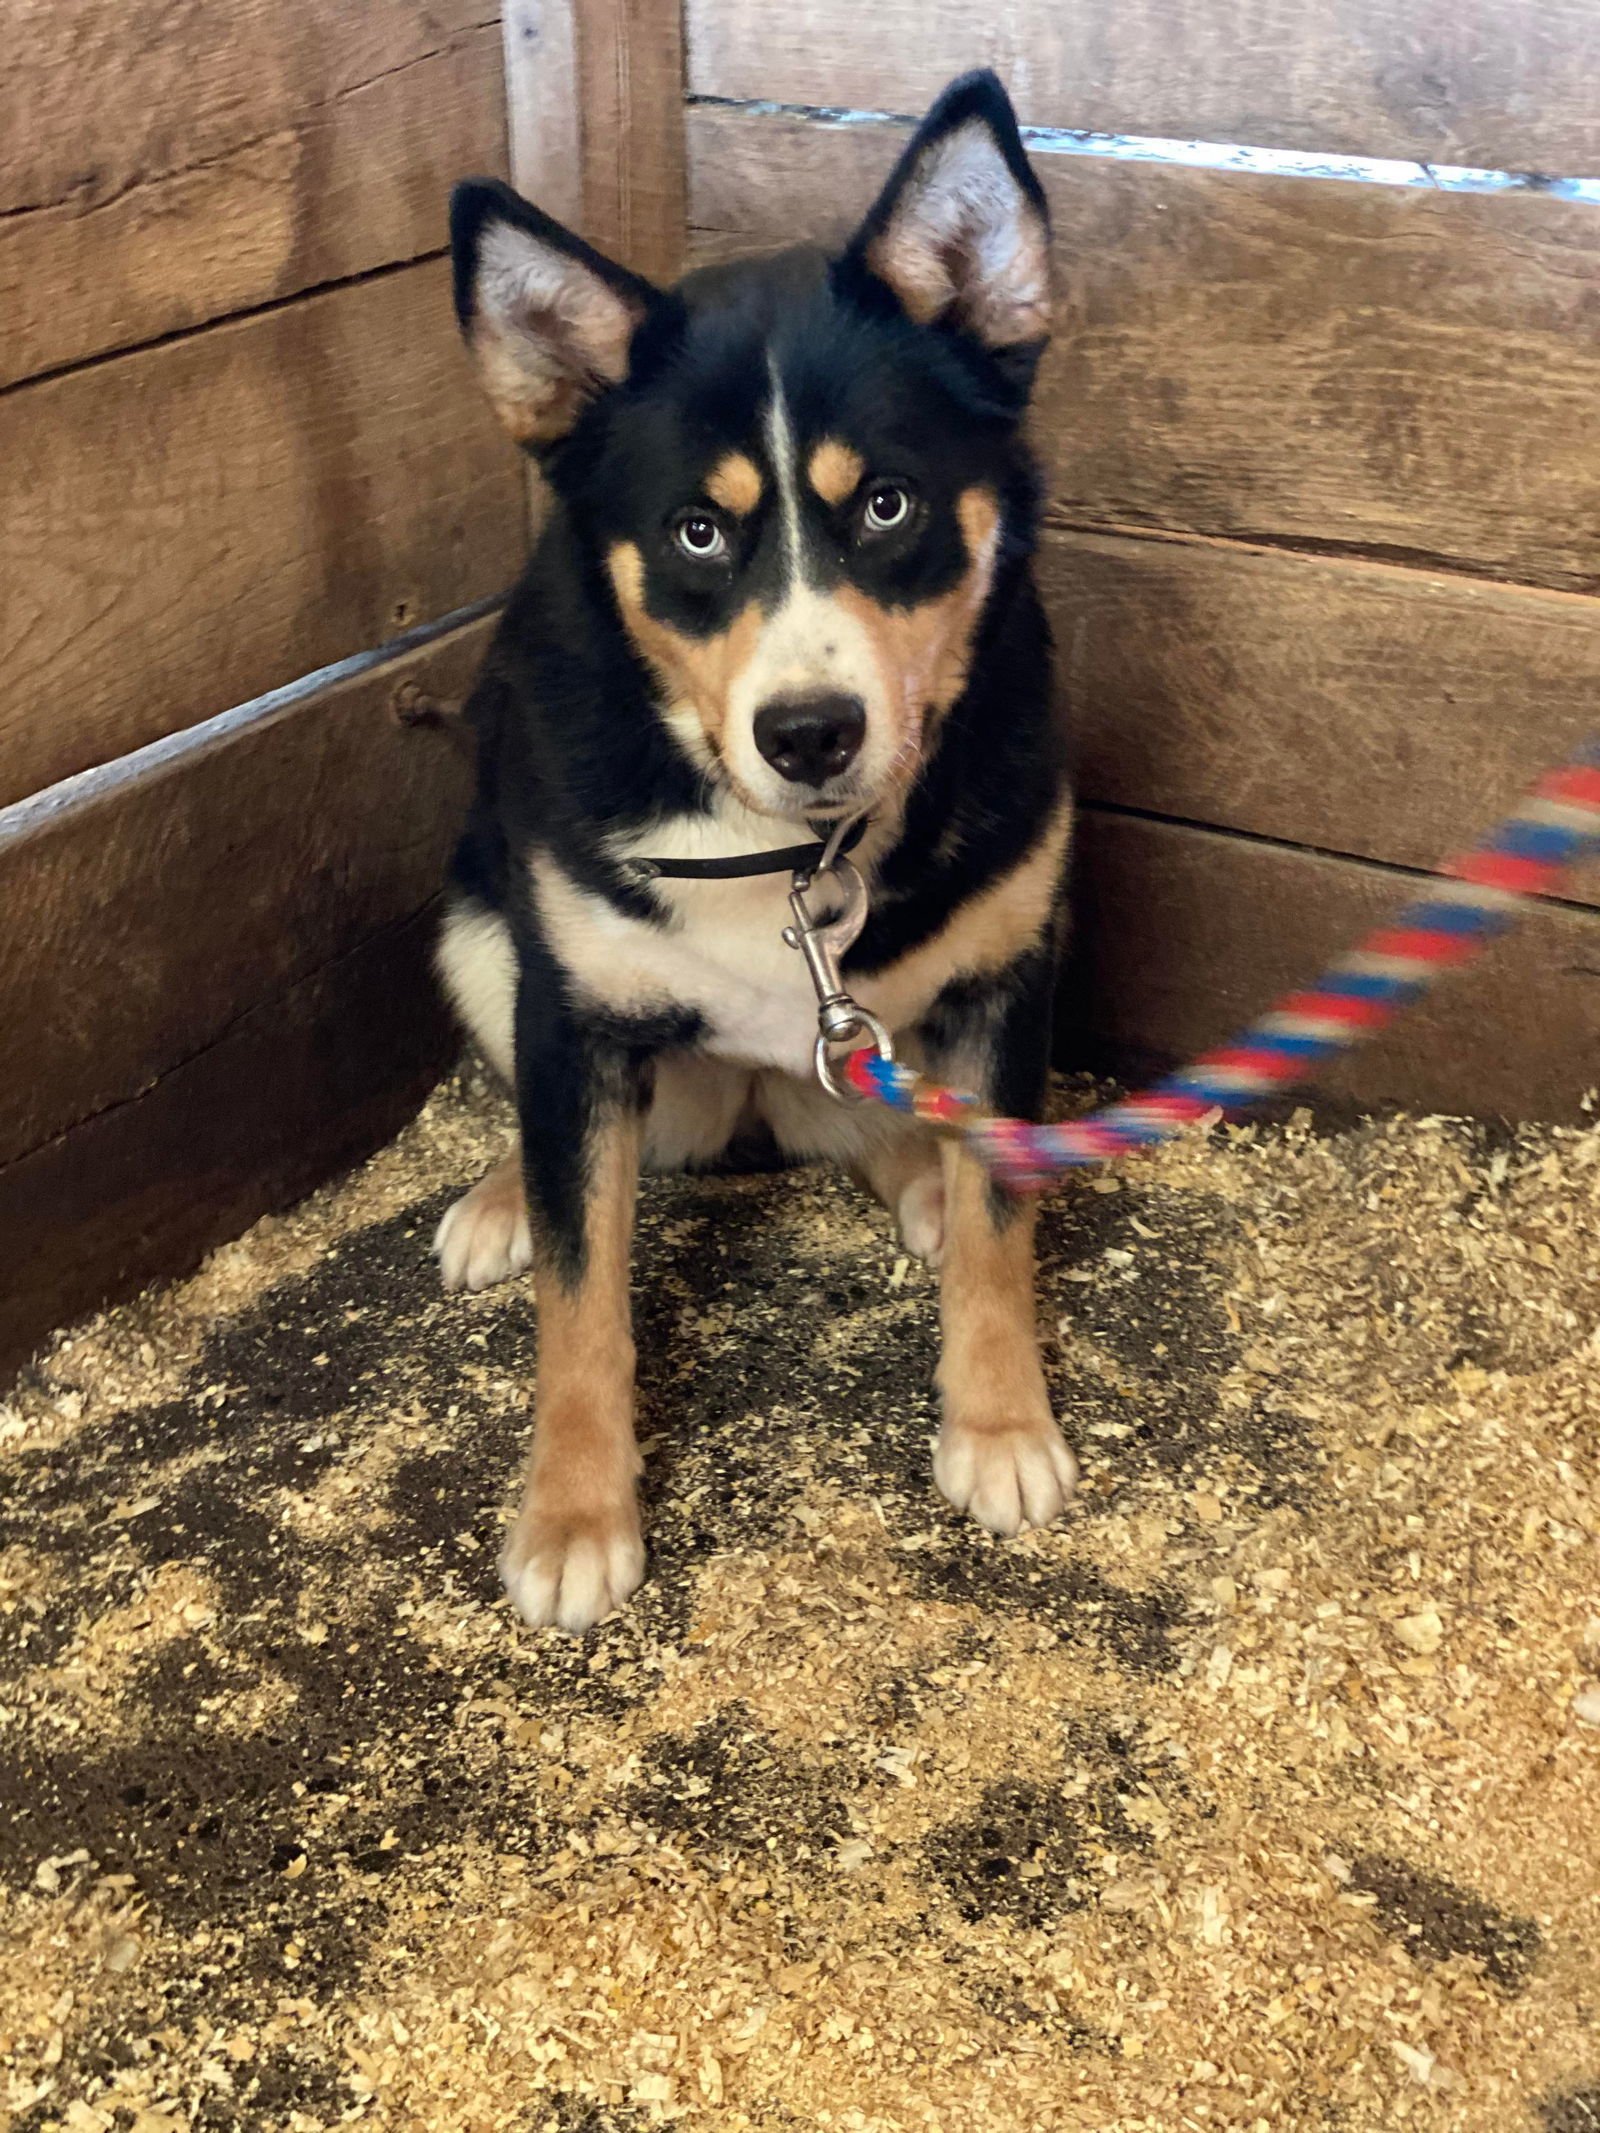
top-left (451, 71), bottom-right (1052, 823)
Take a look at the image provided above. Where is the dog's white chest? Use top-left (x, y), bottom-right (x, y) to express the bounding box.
top-left (647, 874), bottom-right (824, 1072)
top-left (531, 833), bottom-right (838, 1077)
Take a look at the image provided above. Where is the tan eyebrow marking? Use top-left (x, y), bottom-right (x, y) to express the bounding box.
top-left (807, 440), bottom-right (866, 506)
top-left (704, 452), bottom-right (763, 518)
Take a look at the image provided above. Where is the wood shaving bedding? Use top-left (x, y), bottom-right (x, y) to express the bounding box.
top-left (1, 1073), bottom-right (1595, 2132)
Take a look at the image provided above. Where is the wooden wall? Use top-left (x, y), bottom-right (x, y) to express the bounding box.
top-left (684, 0), bottom-right (1600, 168)
top-left (0, 1), bottom-right (521, 1377)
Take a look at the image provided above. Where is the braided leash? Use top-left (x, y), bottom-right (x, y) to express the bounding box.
top-left (822, 741), bottom-right (1600, 1195)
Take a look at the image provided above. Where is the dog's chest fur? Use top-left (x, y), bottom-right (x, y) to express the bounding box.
top-left (532, 804), bottom-right (870, 1077)
top-left (528, 793), bottom-right (1073, 1079)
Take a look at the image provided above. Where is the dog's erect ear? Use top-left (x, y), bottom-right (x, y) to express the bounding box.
top-left (450, 178), bottom-right (661, 446)
top-left (843, 71), bottom-right (1051, 356)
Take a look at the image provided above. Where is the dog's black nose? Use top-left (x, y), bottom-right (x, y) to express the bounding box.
top-left (752, 694), bottom-right (866, 785)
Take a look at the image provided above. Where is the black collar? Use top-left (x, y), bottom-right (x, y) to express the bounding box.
top-left (629, 814), bottom-right (868, 882)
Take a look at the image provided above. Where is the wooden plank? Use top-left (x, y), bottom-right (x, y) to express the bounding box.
top-left (0, 612), bottom-right (493, 1382)
top-left (505, 0), bottom-right (686, 280)
top-left (505, 0), bottom-right (584, 231)
top-left (0, 905), bottom-right (456, 1389)
top-left (685, 0), bottom-right (1600, 174)
top-left (0, 260), bottom-right (523, 805)
top-left (503, 0), bottom-right (685, 534)
top-left (687, 106), bottom-right (1600, 594)
top-left (0, 614), bottom-right (489, 1171)
top-left (573, 0), bottom-right (688, 281)
top-left (1042, 528), bottom-right (1600, 886)
top-left (0, 4), bottom-right (507, 388)
top-left (1061, 809), bottom-right (1600, 1123)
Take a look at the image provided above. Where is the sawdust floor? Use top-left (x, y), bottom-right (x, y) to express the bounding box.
top-left (3, 1068), bottom-right (1599, 2133)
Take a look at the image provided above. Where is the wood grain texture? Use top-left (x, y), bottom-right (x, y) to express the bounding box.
top-left (687, 106), bottom-right (1600, 594)
top-left (0, 260), bottom-right (522, 804)
top-left (0, 3), bottom-right (507, 388)
top-left (1042, 527), bottom-right (1600, 886)
top-left (0, 614), bottom-right (488, 1171)
top-left (575, 0), bottom-right (687, 281)
top-left (685, 0), bottom-right (1600, 173)
top-left (505, 0), bottom-right (686, 279)
top-left (1061, 808), bottom-right (1600, 1123)
top-left (501, 0), bottom-right (684, 538)
top-left (0, 905), bottom-right (456, 1388)
top-left (504, 0), bottom-right (584, 230)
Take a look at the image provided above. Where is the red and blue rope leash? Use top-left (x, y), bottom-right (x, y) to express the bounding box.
top-left (841, 741), bottom-right (1600, 1194)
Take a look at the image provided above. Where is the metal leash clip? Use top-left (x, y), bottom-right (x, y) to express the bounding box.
top-left (783, 819), bottom-right (894, 1103)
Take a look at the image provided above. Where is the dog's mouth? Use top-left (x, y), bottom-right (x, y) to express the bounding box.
top-left (715, 699), bottom-right (928, 825)
top-left (714, 763), bottom-right (861, 824)
top-left (714, 748), bottom-right (914, 828)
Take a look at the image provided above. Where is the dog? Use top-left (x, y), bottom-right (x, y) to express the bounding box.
top-left (435, 70), bottom-right (1078, 1632)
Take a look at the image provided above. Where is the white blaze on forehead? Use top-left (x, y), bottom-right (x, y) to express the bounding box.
top-left (750, 352), bottom-right (873, 692)
top-left (728, 353), bottom-right (884, 764)
top-left (763, 354), bottom-right (807, 588)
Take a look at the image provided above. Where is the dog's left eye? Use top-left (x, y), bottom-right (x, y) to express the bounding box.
top-left (860, 484), bottom-right (912, 536)
top-left (673, 513), bottom-right (728, 562)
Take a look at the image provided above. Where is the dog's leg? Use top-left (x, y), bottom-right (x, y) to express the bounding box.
top-left (851, 1134), bottom-right (946, 1264)
top-left (499, 942), bottom-right (655, 1632)
top-left (502, 1094), bottom-right (645, 1632)
top-left (435, 1151), bottom-right (532, 1292)
top-left (433, 897), bottom-right (536, 1292)
top-left (934, 1144), bottom-right (1076, 1531)
top-left (755, 1070), bottom-right (944, 1260)
top-left (924, 951), bottom-right (1077, 1532)
top-left (435, 896), bottom-right (517, 1081)
top-left (434, 1056), bottom-right (750, 1290)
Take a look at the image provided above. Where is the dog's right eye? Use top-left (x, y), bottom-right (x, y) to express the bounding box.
top-left (672, 513), bottom-right (728, 562)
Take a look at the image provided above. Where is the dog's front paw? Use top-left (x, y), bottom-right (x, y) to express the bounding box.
top-left (501, 1487), bottom-right (645, 1633)
top-left (935, 1418), bottom-right (1078, 1536)
top-left (435, 1160), bottom-right (532, 1293)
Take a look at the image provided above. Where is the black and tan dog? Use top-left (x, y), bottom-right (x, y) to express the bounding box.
top-left (436, 71), bottom-right (1077, 1630)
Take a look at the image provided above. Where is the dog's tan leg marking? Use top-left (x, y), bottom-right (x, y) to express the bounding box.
top-left (852, 1133), bottom-right (947, 1265)
top-left (501, 1110), bottom-right (646, 1633)
top-left (434, 1150), bottom-right (533, 1294)
top-left (934, 1143), bottom-right (1077, 1533)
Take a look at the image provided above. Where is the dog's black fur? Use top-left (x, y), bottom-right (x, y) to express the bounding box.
top-left (436, 71), bottom-right (1079, 1630)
